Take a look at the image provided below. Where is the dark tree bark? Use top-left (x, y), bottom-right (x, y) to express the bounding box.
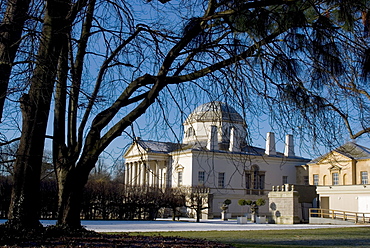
top-left (6, 0), bottom-right (71, 230)
top-left (0, 0), bottom-right (31, 121)
top-left (56, 164), bottom-right (91, 228)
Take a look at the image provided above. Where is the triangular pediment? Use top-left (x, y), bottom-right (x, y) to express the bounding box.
top-left (175, 164), bottom-right (184, 171)
top-left (328, 164), bottom-right (342, 171)
top-left (314, 151), bottom-right (352, 164)
top-left (123, 142), bottom-right (147, 158)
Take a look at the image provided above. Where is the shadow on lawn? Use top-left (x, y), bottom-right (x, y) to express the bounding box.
top-left (232, 238), bottom-right (370, 248)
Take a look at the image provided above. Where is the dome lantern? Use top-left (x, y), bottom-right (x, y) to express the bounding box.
top-left (183, 101), bottom-right (247, 149)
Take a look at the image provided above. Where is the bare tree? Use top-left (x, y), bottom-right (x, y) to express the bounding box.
top-left (6, 0), bottom-right (84, 230)
top-left (3, 0), bottom-right (370, 232)
top-left (163, 187), bottom-right (186, 221)
top-left (0, 0), bottom-right (31, 121)
top-left (186, 186), bottom-right (210, 223)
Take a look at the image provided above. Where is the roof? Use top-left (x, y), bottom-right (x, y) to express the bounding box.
top-left (184, 101), bottom-right (245, 124)
top-left (310, 141), bottom-right (370, 163)
top-left (335, 142), bottom-right (370, 159)
top-left (126, 139), bottom-right (309, 161)
top-left (135, 139), bottom-right (182, 153)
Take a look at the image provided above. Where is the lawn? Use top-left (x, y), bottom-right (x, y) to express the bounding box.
top-left (128, 227), bottom-right (370, 248)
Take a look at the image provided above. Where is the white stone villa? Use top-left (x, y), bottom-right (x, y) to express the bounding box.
top-left (124, 101), bottom-right (311, 218)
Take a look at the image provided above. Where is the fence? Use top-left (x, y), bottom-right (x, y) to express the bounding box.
top-left (309, 208), bottom-right (370, 224)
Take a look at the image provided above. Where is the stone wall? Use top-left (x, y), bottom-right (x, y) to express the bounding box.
top-left (268, 184), bottom-right (302, 224)
top-left (268, 184), bottom-right (317, 224)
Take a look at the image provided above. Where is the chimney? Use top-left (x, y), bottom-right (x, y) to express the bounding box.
top-left (265, 132), bottom-right (276, 156)
top-left (284, 134), bottom-right (295, 157)
top-left (207, 125), bottom-right (218, 151)
top-left (229, 127), bottom-right (240, 152)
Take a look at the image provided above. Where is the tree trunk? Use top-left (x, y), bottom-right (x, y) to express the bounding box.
top-left (6, 95), bottom-right (45, 229)
top-left (0, 0), bottom-right (31, 121)
top-left (7, 0), bottom-right (71, 230)
top-left (56, 159), bottom-right (95, 228)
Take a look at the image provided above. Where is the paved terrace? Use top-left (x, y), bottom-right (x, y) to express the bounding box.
top-left (1, 218), bottom-right (365, 232)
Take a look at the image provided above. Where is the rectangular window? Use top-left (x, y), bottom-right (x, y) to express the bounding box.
top-left (304, 176), bottom-right (309, 185)
top-left (361, 171), bottom-right (368, 184)
top-left (245, 169), bottom-right (265, 191)
top-left (245, 172), bottom-right (251, 189)
top-left (198, 171), bottom-right (205, 185)
top-left (313, 174), bottom-right (319, 185)
top-left (218, 172), bottom-right (225, 188)
top-left (332, 172), bottom-right (339, 185)
top-left (259, 174), bottom-right (265, 189)
top-left (282, 176), bottom-right (288, 185)
top-left (178, 171), bottom-right (183, 187)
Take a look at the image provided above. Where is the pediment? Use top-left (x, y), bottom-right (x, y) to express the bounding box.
top-left (175, 164), bottom-right (184, 172)
top-left (124, 142), bottom-right (147, 158)
top-left (329, 164), bottom-right (342, 171)
top-left (316, 151), bottom-right (352, 164)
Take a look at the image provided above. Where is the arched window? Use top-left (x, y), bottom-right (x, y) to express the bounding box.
top-left (185, 127), bottom-right (195, 137)
top-left (323, 175), bottom-right (327, 186)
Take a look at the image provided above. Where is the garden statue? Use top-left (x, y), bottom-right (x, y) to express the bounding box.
top-left (220, 199), bottom-right (231, 220)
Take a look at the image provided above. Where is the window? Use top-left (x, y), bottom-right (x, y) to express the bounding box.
top-left (313, 174), bottom-right (319, 186)
top-left (304, 176), bottom-right (309, 185)
top-left (245, 172), bottom-right (251, 189)
top-left (245, 165), bottom-right (265, 191)
top-left (332, 172), bottom-right (339, 185)
top-left (218, 172), bottom-right (225, 188)
top-left (185, 127), bottom-right (195, 137)
top-left (178, 171), bottom-right (183, 187)
top-left (323, 175), bottom-right (326, 186)
top-left (361, 171), bottom-right (368, 184)
top-left (198, 171), bottom-right (205, 185)
top-left (282, 176), bottom-right (288, 184)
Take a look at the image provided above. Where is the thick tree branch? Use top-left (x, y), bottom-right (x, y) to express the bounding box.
top-left (78, 26), bottom-right (145, 146)
top-left (68, 0), bottom-right (96, 153)
top-left (174, 33), bottom-right (280, 83)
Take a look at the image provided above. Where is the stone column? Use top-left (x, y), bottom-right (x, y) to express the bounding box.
top-left (125, 163), bottom-right (130, 185)
top-left (146, 165), bottom-right (150, 186)
top-left (133, 162), bottom-right (138, 185)
top-left (155, 161), bottom-right (159, 187)
top-left (128, 163), bottom-right (132, 185)
top-left (140, 162), bottom-right (146, 186)
top-left (147, 161), bottom-right (152, 186)
top-left (137, 162), bottom-right (141, 185)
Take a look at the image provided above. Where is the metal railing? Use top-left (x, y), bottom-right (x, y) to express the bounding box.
top-left (309, 208), bottom-right (370, 224)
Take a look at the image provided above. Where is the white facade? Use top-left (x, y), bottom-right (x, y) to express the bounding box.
top-left (124, 101), bottom-right (310, 218)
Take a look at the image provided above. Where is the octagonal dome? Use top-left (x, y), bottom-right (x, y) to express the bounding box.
top-left (184, 101), bottom-right (244, 124)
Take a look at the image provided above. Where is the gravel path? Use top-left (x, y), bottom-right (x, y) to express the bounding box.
top-left (0, 218), bottom-right (363, 232)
